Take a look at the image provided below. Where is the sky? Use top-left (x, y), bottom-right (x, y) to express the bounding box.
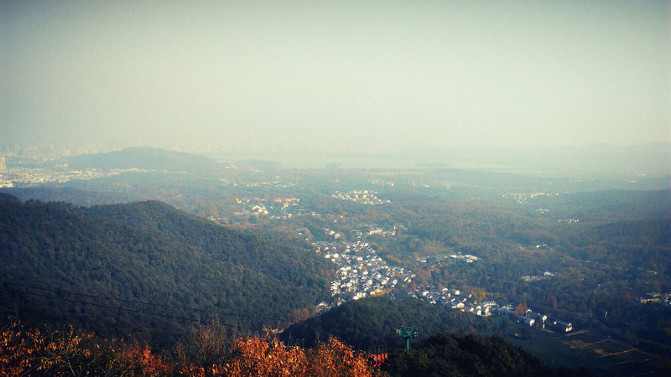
top-left (1, 0), bottom-right (669, 154)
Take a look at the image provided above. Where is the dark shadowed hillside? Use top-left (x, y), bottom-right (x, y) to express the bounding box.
top-left (383, 333), bottom-right (589, 377)
top-left (0, 195), bottom-right (332, 348)
top-left (281, 296), bottom-right (518, 351)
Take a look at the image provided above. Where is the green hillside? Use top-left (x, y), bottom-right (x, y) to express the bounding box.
top-left (383, 333), bottom-right (570, 377)
top-left (281, 296), bottom-right (520, 351)
top-left (0, 194), bottom-right (332, 348)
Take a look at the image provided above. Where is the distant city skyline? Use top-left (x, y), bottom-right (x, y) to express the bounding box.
top-left (1, 1), bottom-right (669, 154)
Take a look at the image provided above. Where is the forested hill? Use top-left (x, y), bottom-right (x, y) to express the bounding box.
top-left (0, 195), bottom-right (332, 348)
top-left (64, 147), bottom-right (222, 172)
top-left (281, 297), bottom-right (594, 376)
top-left (79, 200), bottom-right (328, 288)
top-left (384, 333), bottom-right (567, 377)
top-left (281, 296), bottom-right (510, 351)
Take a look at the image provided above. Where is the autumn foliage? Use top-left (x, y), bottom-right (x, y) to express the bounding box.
top-left (1, 322), bottom-right (384, 376)
top-left (0, 321), bottom-right (168, 376)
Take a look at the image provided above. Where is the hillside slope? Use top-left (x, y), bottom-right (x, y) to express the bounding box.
top-left (281, 296), bottom-right (516, 351)
top-left (0, 195), bottom-right (331, 348)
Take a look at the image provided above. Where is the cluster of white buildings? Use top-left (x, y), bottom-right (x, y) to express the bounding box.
top-left (449, 254), bottom-right (479, 263)
top-left (0, 175), bottom-right (12, 188)
top-left (331, 190), bottom-right (390, 205)
top-left (0, 167), bottom-right (127, 186)
top-left (315, 240), bottom-right (412, 301)
top-left (410, 286), bottom-right (574, 333)
top-left (230, 196), bottom-right (300, 220)
top-left (502, 192), bottom-right (559, 205)
top-left (310, 225), bottom-right (575, 334)
top-left (521, 271), bottom-right (556, 282)
top-left (409, 287), bottom-right (491, 312)
top-left (492, 305), bottom-right (573, 332)
top-left (219, 176), bottom-right (297, 189)
top-left (315, 237), bottom-right (497, 320)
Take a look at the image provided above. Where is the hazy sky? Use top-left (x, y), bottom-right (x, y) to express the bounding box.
top-left (1, 1), bottom-right (669, 154)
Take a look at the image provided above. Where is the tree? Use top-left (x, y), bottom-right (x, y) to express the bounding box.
top-left (514, 304), bottom-right (526, 316)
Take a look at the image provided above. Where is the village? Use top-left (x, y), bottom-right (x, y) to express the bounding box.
top-left (0, 165), bottom-right (126, 187)
top-left (0, 156), bottom-right (581, 336)
top-left (312, 234), bottom-right (574, 334)
top-left (233, 186), bottom-right (579, 335)
top-left (331, 190), bottom-right (391, 206)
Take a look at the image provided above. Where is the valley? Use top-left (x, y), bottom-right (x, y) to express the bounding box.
top-left (1, 147), bottom-right (670, 375)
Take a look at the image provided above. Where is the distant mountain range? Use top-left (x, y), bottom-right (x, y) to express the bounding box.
top-left (12, 142), bottom-right (663, 179)
top-left (64, 147), bottom-right (223, 172)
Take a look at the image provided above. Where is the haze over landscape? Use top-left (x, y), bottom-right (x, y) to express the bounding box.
top-left (2, 2), bottom-right (671, 376)
top-left (2, 0), bottom-right (669, 156)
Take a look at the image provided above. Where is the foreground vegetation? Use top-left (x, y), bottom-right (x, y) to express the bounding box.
top-left (0, 321), bottom-right (381, 377)
top-left (3, 321), bottom-right (574, 377)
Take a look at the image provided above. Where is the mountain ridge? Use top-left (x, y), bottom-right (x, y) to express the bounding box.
top-left (0, 195), bottom-right (331, 348)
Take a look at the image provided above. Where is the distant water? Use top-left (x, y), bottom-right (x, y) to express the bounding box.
top-left (207, 152), bottom-right (513, 171)
top-left (206, 145), bottom-right (671, 179)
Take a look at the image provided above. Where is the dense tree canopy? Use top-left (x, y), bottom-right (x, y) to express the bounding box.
top-left (0, 195), bottom-right (332, 349)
